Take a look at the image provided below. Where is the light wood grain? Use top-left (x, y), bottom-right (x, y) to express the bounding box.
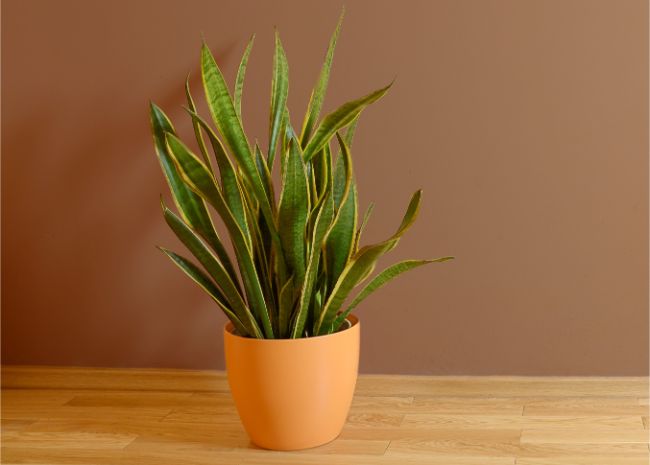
top-left (1, 366), bottom-right (648, 464)
top-left (523, 396), bottom-right (648, 416)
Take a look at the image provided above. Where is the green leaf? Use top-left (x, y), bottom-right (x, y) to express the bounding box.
top-left (326, 133), bottom-right (356, 289)
top-left (242, 188), bottom-right (277, 334)
top-left (326, 184), bottom-right (357, 289)
top-left (343, 114), bottom-right (359, 148)
top-left (316, 239), bottom-right (396, 335)
top-left (149, 103), bottom-right (238, 286)
top-left (255, 144), bottom-right (274, 202)
top-left (184, 109), bottom-right (249, 240)
top-left (291, 189), bottom-right (335, 338)
top-left (299, 8), bottom-right (344, 145)
top-left (234, 34), bottom-right (255, 121)
top-left (201, 43), bottom-right (277, 239)
top-left (278, 138), bottom-right (310, 287)
top-left (158, 247), bottom-right (251, 337)
top-left (165, 132), bottom-right (274, 338)
top-left (161, 202), bottom-right (263, 338)
top-left (332, 133), bottom-right (353, 208)
top-left (314, 190), bottom-right (424, 335)
top-left (184, 76), bottom-right (213, 172)
top-left (395, 189), bottom-right (422, 236)
top-left (278, 275), bottom-right (295, 338)
top-left (354, 201), bottom-right (374, 252)
top-left (331, 257), bottom-right (454, 330)
top-left (303, 82), bottom-right (392, 161)
top-left (268, 31), bottom-right (289, 165)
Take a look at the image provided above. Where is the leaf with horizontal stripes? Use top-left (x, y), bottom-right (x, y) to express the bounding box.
top-left (201, 43), bottom-right (277, 239)
top-left (299, 8), bottom-right (344, 145)
top-left (184, 76), bottom-right (213, 172)
top-left (158, 247), bottom-right (251, 336)
top-left (314, 190), bottom-right (424, 335)
top-left (326, 133), bottom-right (356, 289)
top-left (291, 189), bottom-right (335, 338)
top-left (161, 202), bottom-right (262, 338)
top-left (165, 132), bottom-right (274, 338)
top-left (331, 257), bottom-right (454, 330)
top-left (268, 31), bottom-right (289, 165)
top-left (303, 82), bottom-right (392, 161)
top-left (234, 35), bottom-right (255, 121)
top-left (278, 275), bottom-right (295, 338)
top-left (149, 103), bottom-right (238, 285)
top-left (278, 138), bottom-right (310, 287)
top-left (184, 109), bottom-right (249, 240)
top-left (354, 201), bottom-right (374, 252)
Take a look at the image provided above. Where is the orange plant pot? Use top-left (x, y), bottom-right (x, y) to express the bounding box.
top-left (223, 315), bottom-right (360, 451)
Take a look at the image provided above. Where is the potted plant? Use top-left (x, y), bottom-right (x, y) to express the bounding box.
top-left (150, 12), bottom-right (452, 451)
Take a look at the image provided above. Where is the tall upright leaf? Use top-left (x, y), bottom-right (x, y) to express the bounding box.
top-left (161, 202), bottom-right (263, 338)
top-left (234, 34), bottom-right (255, 120)
top-left (278, 139), bottom-right (310, 287)
top-left (185, 76), bottom-right (213, 172)
top-left (303, 83), bottom-right (392, 161)
top-left (291, 190), bottom-right (335, 338)
top-left (268, 31), bottom-right (289, 166)
top-left (325, 133), bottom-right (356, 288)
top-left (314, 190), bottom-right (424, 334)
top-left (201, 43), bottom-right (277, 239)
top-left (150, 103), bottom-right (238, 286)
top-left (299, 8), bottom-right (344, 145)
top-left (278, 275), bottom-right (295, 338)
top-left (185, 109), bottom-right (250, 241)
top-left (165, 133), bottom-right (274, 338)
top-left (354, 202), bottom-right (374, 252)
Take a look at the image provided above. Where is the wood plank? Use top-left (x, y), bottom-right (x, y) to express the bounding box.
top-left (6, 404), bottom-right (172, 423)
top-left (4, 366), bottom-right (646, 397)
top-left (0, 447), bottom-right (123, 465)
top-left (123, 444), bottom-right (514, 465)
top-left (388, 440), bottom-right (649, 458)
top-left (520, 429), bottom-right (650, 444)
top-left (514, 442), bottom-right (650, 458)
top-left (64, 390), bottom-right (196, 408)
top-left (1, 430), bottom-right (136, 449)
top-left (24, 418), bottom-right (247, 445)
top-left (411, 396), bottom-right (525, 415)
top-left (1, 366), bottom-right (230, 392)
top-left (346, 413), bottom-right (404, 428)
top-left (342, 426), bottom-right (522, 442)
top-left (125, 435), bottom-right (391, 456)
top-left (349, 395), bottom-right (414, 413)
top-left (1, 389), bottom-right (78, 420)
top-left (1, 419), bottom-right (35, 433)
top-left (523, 397), bottom-right (648, 416)
top-left (517, 458), bottom-right (650, 465)
top-left (385, 432), bottom-right (521, 457)
top-left (402, 414), bottom-right (643, 430)
top-left (355, 375), bottom-right (649, 397)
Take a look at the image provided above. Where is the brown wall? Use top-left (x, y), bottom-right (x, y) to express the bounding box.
top-left (2, 0), bottom-right (648, 375)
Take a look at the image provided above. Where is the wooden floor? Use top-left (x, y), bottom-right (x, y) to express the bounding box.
top-left (1, 366), bottom-right (648, 464)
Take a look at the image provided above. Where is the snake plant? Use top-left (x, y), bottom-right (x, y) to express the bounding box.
top-left (150, 13), bottom-right (453, 339)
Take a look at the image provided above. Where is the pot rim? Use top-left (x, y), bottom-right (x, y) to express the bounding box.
top-left (224, 314), bottom-right (359, 342)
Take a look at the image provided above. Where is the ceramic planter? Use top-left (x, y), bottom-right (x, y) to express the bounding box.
top-left (223, 315), bottom-right (360, 450)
